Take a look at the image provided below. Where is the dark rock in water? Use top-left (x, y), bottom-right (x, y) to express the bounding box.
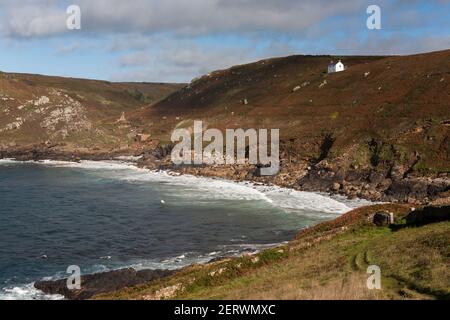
top-left (34, 268), bottom-right (174, 300)
top-left (406, 206), bottom-right (450, 226)
top-left (372, 211), bottom-right (394, 226)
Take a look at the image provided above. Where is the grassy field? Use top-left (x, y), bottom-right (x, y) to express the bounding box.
top-left (95, 204), bottom-right (450, 300)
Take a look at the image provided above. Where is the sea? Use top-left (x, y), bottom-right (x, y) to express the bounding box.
top-left (0, 159), bottom-right (370, 299)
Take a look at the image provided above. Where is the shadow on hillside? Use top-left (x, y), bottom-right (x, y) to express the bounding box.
top-left (390, 205), bottom-right (450, 231)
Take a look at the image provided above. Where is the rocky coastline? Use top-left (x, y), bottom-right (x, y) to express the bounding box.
top-left (1, 143), bottom-right (448, 300)
top-left (2, 143), bottom-right (449, 206)
top-left (34, 268), bottom-right (175, 300)
top-left (33, 204), bottom-right (450, 300)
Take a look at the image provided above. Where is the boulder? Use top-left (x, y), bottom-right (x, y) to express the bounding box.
top-left (331, 182), bottom-right (341, 191)
top-left (372, 211), bottom-right (394, 226)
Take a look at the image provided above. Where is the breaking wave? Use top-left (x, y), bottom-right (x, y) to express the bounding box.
top-left (12, 159), bottom-right (371, 215)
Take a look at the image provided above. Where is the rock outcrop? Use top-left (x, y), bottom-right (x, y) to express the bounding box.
top-left (372, 211), bottom-right (394, 226)
top-left (34, 268), bottom-right (174, 300)
top-left (405, 206), bottom-right (450, 225)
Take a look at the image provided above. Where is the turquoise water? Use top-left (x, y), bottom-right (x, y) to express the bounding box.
top-left (0, 160), bottom-right (367, 299)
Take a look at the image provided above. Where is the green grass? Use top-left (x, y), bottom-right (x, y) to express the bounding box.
top-left (94, 204), bottom-right (450, 300)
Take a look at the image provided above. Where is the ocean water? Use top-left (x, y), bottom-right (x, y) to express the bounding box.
top-left (0, 159), bottom-right (370, 300)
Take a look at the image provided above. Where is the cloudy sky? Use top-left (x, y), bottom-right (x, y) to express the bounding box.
top-left (0, 0), bottom-right (449, 83)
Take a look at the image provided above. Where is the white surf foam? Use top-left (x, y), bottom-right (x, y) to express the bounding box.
top-left (0, 283), bottom-right (64, 300)
top-left (0, 159), bottom-right (374, 300)
top-left (115, 170), bottom-right (366, 215)
top-left (130, 253), bottom-right (213, 271)
top-left (0, 242), bottom-right (285, 300)
top-left (38, 159), bottom-right (138, 170)
top-left (114, 155), bottom-right (143, 162)
top-left (0, 158), bottom-right (18, 165)
top-left (125, 243), bottom-right (282, 271)
top-left (0, 159), bottom-right (372, 215)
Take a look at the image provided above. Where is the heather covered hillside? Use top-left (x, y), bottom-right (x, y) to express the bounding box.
top-left (135, 50), bottom-right (449, 176)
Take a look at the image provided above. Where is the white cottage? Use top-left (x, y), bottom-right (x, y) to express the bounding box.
top-left (328, 60), bottom-right (345, 73)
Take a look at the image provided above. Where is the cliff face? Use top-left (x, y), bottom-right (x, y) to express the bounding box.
top-left (1, 50), bottom-right (449, 203)
top-left (0, 72), bottom-right (183, 149)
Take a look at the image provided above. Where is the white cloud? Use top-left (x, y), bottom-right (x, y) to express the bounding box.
top-left (1, 0), bottom-right (448, 39)
top-left (77, 0), bottom-right (373, 37)
top-left (110, 35), bottom-right (301, 82)
top-left (335, 33), bottom-right (450, 55)
top-left (0, 0), bottom-right (68, 37)
top-left (111, 41), bottom-right (254, 82)
top-left (0, 0), bottom-right (448, 82)
top-left (0, 0), bottom-right (367, 38)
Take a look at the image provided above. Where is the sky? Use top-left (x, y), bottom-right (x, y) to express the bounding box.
top-left (0, 0), bottom-right (449, 83)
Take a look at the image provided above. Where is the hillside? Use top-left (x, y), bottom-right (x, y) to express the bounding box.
top-left (133, 50), bottom-right (450, 203)
top-left (0, 72), bottom-right (183, 149)
top-left (136, 50), bottom-right (449, 172)
top-left (0, 50), bottom-right (449, 203)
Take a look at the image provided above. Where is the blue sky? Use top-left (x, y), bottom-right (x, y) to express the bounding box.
top-left (0, 0), bottom-right (449, 83)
